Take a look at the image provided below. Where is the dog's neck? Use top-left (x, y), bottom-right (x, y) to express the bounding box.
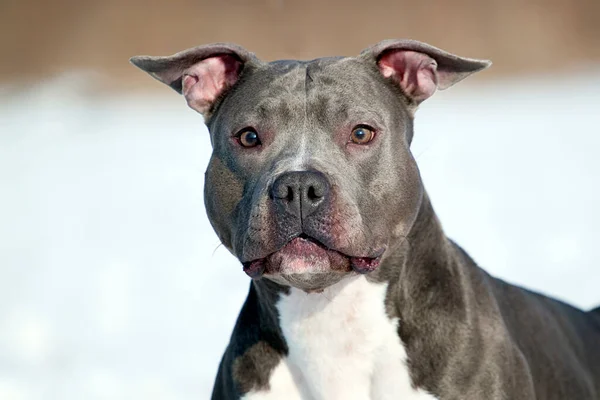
top-left (388, 190), bottom-right (469, 314)
top-left (387, 191), bottom-right (484, 390)
top-left (378, 190), bottom-right (454, 282)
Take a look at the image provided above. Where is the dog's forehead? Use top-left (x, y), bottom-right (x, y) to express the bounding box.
top-left (266, 56), bottom-right (348, 73)
top-left (216, 56), bottom-right (390, 132)
top-left (262, 56), bottom-right (378, 90)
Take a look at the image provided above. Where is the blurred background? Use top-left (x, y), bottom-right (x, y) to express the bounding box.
top-left (1, 0), bottom-right (599, 399)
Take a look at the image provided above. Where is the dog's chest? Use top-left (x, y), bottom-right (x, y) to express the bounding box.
top-left (242, 276), bottom-right (438, 400)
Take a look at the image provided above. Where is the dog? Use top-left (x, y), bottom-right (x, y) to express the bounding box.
top-left (131, 39), bottom-right (600, 399)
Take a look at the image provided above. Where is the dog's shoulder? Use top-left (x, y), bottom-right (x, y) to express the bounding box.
top-left (211, 282), bottom-right (288, 400)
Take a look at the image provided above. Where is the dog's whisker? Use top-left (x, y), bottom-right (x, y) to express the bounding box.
top-left (211, 242), bottom-right (224, 258)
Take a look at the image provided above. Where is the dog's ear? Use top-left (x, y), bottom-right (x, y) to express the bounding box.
top-left (130, 43), bottom-right (259, 117)
top-left (361, 39), bottom-right (491, 105)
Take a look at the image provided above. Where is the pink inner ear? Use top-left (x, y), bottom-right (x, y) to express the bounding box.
top-left (378, 50), bottom-right (438, 103)
top-left (182, 55), bottom-right (242, 114)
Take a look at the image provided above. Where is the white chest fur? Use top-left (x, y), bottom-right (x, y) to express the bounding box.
top-left (242, 276), bottom-right (438, 400)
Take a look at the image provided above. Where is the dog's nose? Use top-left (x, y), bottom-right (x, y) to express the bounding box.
top-left (271, 171), bottom-right (330, 219)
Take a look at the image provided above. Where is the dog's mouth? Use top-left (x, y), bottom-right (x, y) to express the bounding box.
top-left (242, 234), bottom-right (384, 279)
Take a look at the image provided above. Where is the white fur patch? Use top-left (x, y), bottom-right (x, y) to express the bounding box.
top-left (242, 276), bottom-right (438, 400)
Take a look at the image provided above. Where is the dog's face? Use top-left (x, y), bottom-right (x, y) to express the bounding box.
top-left (131, 40), bottom-right (490, 291)
top-left (205, 57), bottom-right (421, 291)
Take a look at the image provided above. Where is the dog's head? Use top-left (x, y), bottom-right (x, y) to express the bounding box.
top-left (131, 40), bottom-right (490, 291)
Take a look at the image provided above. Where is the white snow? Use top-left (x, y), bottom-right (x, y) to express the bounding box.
top-left (0, 69), bottom-right (599, 399)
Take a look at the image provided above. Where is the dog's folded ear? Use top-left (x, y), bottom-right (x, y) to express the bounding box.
top-left (361, 39), bottom-right (491, 104)
top-left (130, 44), bottom-right (259, 117)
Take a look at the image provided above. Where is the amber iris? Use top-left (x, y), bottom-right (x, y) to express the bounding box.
top-left (350, 126), bottom-right (375, 144)
top-left (238, 129), bottom-right (261, 148)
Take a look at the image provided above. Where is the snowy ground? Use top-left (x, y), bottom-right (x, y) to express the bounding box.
top-left (1, 71), bottom-right (599, 399)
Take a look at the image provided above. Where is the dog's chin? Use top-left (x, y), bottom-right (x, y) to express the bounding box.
top-left (242, 237), bottom-right (383, 292)
top-left (265, 271), bottom-right (351, 292)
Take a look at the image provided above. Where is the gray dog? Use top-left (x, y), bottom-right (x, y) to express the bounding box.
top-left (131, 39), bottom-right (600, 399)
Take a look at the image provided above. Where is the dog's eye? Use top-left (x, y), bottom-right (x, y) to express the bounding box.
top-left (350, 126), bottom-right (375, 145)
top-left (236, 129), bottom-right (261, 148)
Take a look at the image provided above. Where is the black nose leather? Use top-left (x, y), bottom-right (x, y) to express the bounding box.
top-left (271, 171), bottom-right (330, 219)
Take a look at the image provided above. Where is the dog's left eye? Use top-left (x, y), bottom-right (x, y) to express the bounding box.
top-left (350, 126), bottom-right (375, 145)
top-left (236, 128), bottom-right (262, 148)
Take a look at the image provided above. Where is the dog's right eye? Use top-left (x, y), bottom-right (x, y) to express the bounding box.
top-left (236, 129), bottom-right (262, 148)
top-left (350, 125), bottom-right (375, 145)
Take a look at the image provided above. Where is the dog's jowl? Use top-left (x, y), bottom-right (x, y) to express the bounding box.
top-left (131, 40), bottom-right (600, 399)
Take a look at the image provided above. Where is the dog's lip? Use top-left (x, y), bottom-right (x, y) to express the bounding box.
top-left (242, 234), bottom-right (385, 278)
top-left (243, 259), bottom-right (267, 278)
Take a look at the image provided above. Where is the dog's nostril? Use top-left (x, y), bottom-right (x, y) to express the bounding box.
top-left (307, 185), bottom-right (322, 201)
top-left (272, 180), bottom-right (295, 201)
